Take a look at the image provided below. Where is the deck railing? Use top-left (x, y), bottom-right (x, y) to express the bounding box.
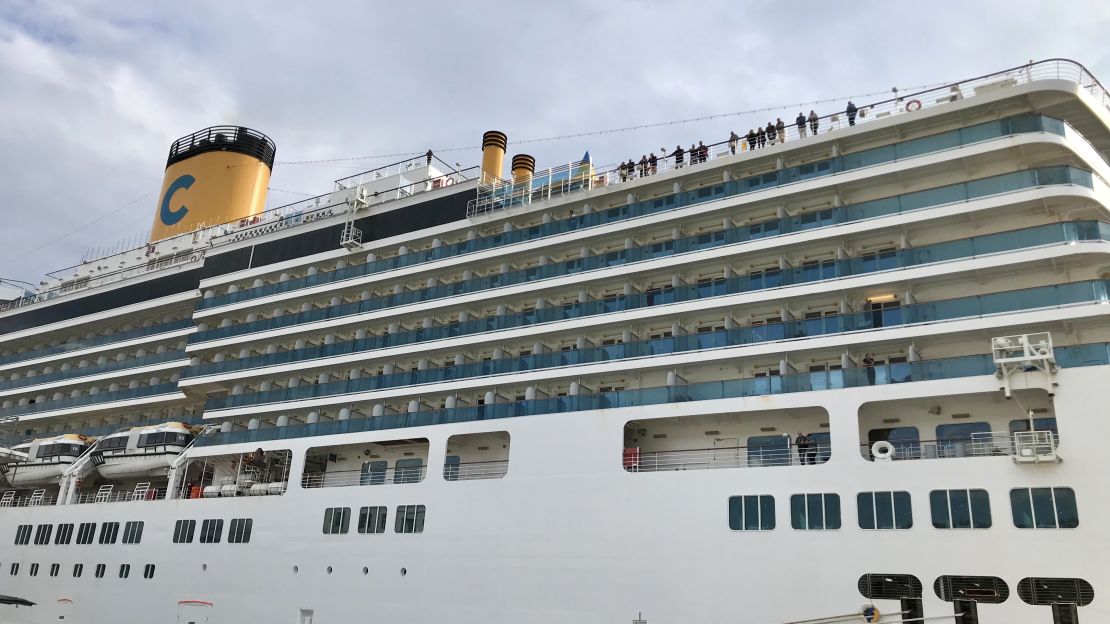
top-left (301, 465), bottom-right (427, 489)
top-left (862, 430), bottom-right (1059, 461)
top-left (72, 488), bottom-right (167, 505)
top-left (444, 460), bottom-right (508, 481)
top-left (468, 58), bottom-right (1109, 218)
top-left (627, 443), bottom-right (831, 472)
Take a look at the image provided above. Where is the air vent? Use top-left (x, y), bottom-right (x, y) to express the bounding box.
top-left (1017, 577), bottom-right (1094, 606)
top-left (759, 426), bottom-right (776, 432)
top-left (704, 430), bottom-right (720, 436)
top-left (951, 413), bottom-right (971, 419)
top-left (857, 574), bottom-right (923, 599)
top-left (882, 418), bottom-right (901, 424)
top-left (934, 575), bottom-right (1009, 604)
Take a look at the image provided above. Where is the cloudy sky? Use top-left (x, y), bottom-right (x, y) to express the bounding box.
top-left (0, 0), bottom-right (1108, 285)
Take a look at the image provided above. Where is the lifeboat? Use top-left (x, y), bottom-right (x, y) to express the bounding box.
top-left (92, 422), bottom-right (197, 480)
top-left (5, 434), bottom-right (93, 488)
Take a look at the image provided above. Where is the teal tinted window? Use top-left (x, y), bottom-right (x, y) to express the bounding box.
top-left (858, 491), bottom-right (912, 529)
top-left (1011, 487), bottom-right (1078, 528)
top-left (728, 495), bottom-right (775, 531)
top-left (930, 489), bottom-right (991, 528)
top-left (791, 493), bottom-right (841, 530)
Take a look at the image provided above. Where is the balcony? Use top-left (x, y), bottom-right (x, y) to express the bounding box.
top-left (0, 350), bottom-right (187, 394)
top-left (627, 442), bottom-right (832, 472)
top-left (195, 341), bottom-right (1110, 447)
top-left (194, 114), bottom-right (1072, 314)
top-left (301, 465), bottom-right (427, 488)
top-left (0, 319), bottom-right (191, 368)
top-left (0, 383), bottom-right (182, 419)
top-left (865, 431), bottom-right (1060, 463)
top-left (204, 270), bottom-right (1110, 414)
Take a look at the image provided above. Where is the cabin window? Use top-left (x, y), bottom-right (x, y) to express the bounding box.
top-left (394, 505), bottom-right (425, 534)
top-left (930, 489), bottom-right (991, 529)
top-left (199, 519), bottom-right (223, 543)
top-left (49, 563), bottom-right (59, 577)
top-left (358, 506), bottom-right (387, 534)
top-left (33, 524), bottom-right (52, 545)
top-left (728, 495), bottom-right (776, 531)
top-left (14, 524), bottom-right (31, 545)
top-left (55, 523), bottom-right (73, 545)
top-left (98, 522), bottom-right (119, 544)
top-left (143, 564), bottom-right (155, 579)
top-left (76, 522), bottom-right (95, 545)
top-left (228, 518), bottom-right (253, 543)
top-left (72, 563), bottom-right (83, 578)
top-left (122, 521), bottom-right (144, 544)
top-left (8, 563), bottom-right (18, 576)
top-left (94, 563), bottom-right (105, 578)
top-left (1010, 487), bottom-right (1078, 529)
top-left (857, 491), bottom-right (913, 529)
top-left (322, 508), bottom-right (350, 535)
top-left (791, 493), bottom-right (842, 530)
top-left (118, 563), bottom-right (130, 579)
top-left (173, 520), bottom-right (196, 544)
top-left (28, 563), bottom-right (38, 577)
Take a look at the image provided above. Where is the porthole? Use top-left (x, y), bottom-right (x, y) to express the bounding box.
top-left (400, 567), bottom-right (407, 577)
top-left (293, 565), bottom-right (299, 574)
top-left (326, 566), bottom-right (333, 575)
top-left (362, 567), bottom-right (369, 575)
top-left (201, 563), bottom-right (207, 571)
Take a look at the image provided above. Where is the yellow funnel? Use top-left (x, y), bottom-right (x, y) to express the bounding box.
top-left (149, 126), bottom-right (276, 243)
top-left (480, 130), bottom-right (507, 184)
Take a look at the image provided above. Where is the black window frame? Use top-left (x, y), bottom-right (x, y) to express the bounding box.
top-left (55, 523), bottom-right (74, 545)
top-left (143, 563), bottom-right (155, 579)
top-left (199, 519), bottom-right (223, 544)
top-left (72, 563), bottom-right (83, 578)
top-left (930, 489), bottom-right (992, 529)
top-left (228, 518), bottom-right (253, 543)
top-left (857, 491), bottom-right (913, 530)
top-left (173, 519), bottom-right (196, 544)
top-left (728, 495), bottom-right (776, 531)
top-left (118, 563), bottom-right (130, 579)
top-left (322, 507), bottom-right (351, 535)
top-left (98, 522), bottom-right (119, 545)
top-left (790, 493), bottom-right (842, 530)
top-left (75, 522), bottom-right (96, 545)
top-left (33, 524), bottom-right (52, 545)
top-left (94, 563), bottom-right (105, 579)
top-left (394, 504), bottom-right (426, 534)
top-left (49, 563), bottom-right (59, 577)
top-left (14, 524), bottom-right (32, 545)
top-left (122, 521), bottom-right (144, 544)
top-left (1010, 487), bottom-right (1079, 529)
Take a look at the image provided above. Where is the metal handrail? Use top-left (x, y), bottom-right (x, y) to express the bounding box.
top-left (861, 430), bottom-right (1059, 460)
top-left (444, 460), bottom-right (508, 481)
top-left (628, 443), bottom-right (831, 472)
top-left (300, 465), bottom-right (427, 488)
top-left (72, 488), bottom-right (167, 505)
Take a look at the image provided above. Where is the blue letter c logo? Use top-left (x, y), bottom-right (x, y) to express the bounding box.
top-left (160, 174), bottom-right (195, 226)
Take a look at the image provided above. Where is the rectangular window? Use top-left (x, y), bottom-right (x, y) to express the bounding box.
top-left (728, 495), bottom-right (776, 531)
top-left (72, 563), bottom-right (83, 578)
top-left (122, 521), bottom-right (144, 544)
top-left (173, 520), bottom-right (195, 544)
top-left (8, 563), bottom-right (17, 576)
top-left (98, 522), bottom-right (119, 545)
top-left (791, 493), bottom-right (841, 530)
top-left (28, 563), bottom-right (38, 577)
top-left (930, 489), bottom-right (991, 529)
top-left (394, 505), bottom-right (426, 534)
top-left (199, 519), bottom-right (223, 543)
top-left (14, 524), bottom-right (31, 545)
top-left (33, 524), bottom-right (52, 545)
top-left (76, 522), bottom-right (96, 545)
top-left (55, 523), bottom-right (74, 545)
top-left (94, 563), bottom-right (105, 579)
top-left (323, 507), bottom-right (351, 534)
top-left (118, 563), bottom-right (130, 579)
top-left (228, 519), bottom-right (253, 544)
top-left (49, 563), bottom-right (59, 577)
top-left (857, 491), bottom-right (913, 529)
top-left (1011, 487), bottom-right (1078, 528)
top-left (143, 564), bottom-right (155, 579)
top-left (358, 506), bottom-right (387, 534)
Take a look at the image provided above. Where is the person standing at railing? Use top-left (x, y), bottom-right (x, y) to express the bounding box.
top-left (796, 112), bottom-right (807, 138)
top-left (765, 122), bottom-right (776, 145)
top-left (638, 155), bottom-right (648, 178)
top-left (795, 432), bottom-right (812, 465)
top-left (648, 152), bottom-right (658, 174)
top-left (728, 131), bottom-right (739, 154)
top-left (846, 101), bottom-right (858, 126)
top-left (756, 126), bottom-right (766, 148)
top-left (746, 128), bottom-right (757, 150)
top-left (775, 118), bottom-right (786, 144)
top-left (863, 352), bottom-right (876, 385)
top-left (673, 144), bottom-right (685, 167)
top-left (619, 160), bottom-right (628, 182)
top-left (697, 141), bottom-right (708, 163)
top-left (425, 149), bottom-right (433, 165)
top-left (808, 110), bottom-right (819, 135)
top-left (688, 143), bottom-right (697, 165)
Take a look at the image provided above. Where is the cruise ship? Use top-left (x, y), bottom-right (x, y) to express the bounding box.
top-left (0, 58), bottom-right (1106, 624)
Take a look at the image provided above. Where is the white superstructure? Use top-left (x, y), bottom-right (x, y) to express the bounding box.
top-left (0, 59), bottom-right (1107, 624)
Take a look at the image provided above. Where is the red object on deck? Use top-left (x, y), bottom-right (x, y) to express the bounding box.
top-left (622, 447), bottom-right (640, 468)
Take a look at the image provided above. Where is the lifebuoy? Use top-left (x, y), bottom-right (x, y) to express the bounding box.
top-left (871, 440), bottom-right (895, 460)
top-left (906, 99), bottom-right (922, 112)
top-left (860, 604), bottom-right (880, 623)
top-left (445, 177), bottom-right (456, 186)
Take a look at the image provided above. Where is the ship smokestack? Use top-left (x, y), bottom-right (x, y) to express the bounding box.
top-left (511, 154), bottom-right (536, 184)
top-left (149, 126), bottom-right (276, 243)
top-left (480, 130), bottom-right (507, 184)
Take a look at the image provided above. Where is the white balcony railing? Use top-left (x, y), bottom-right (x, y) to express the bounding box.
top-left (301, 465), bottom-right (427, 489)
top-left (626, 444), bottom-right (831, 472)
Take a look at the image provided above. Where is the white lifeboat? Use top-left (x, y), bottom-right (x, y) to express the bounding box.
top-left (5, 434), bottom-right (92, 488)
top-left (92, 422), bottom-right (197, 480)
